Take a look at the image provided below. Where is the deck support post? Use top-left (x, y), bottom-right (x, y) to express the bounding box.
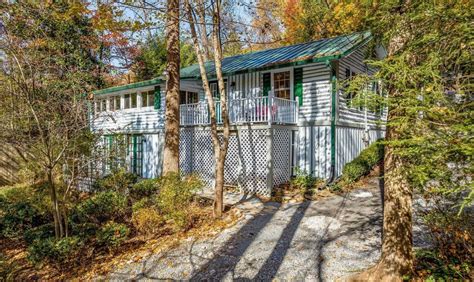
top-left (265, 127), bottom-right (274, 195)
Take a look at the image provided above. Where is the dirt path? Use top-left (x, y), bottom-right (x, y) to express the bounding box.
top-left (106, 179), bottom-right (385, 281)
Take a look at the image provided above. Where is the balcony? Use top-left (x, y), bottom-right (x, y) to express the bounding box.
top-left (180, 95), bottom-right (298, 126)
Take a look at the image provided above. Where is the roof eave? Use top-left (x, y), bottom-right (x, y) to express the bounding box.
top-left (93, 77), bottom-right (164, 96)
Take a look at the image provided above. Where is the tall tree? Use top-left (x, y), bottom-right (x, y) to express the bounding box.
top-left (0, 1), bottom-right (110, 238)
top-left (131, 35), bottom-right (197, 81)
top-left (347, 1), bottom-right (473, 280)
top-left (185, 0), bottom-right (230, 217)
top-left (277, 0), bottom-right (365, 44)
top-left (249, 0), bottom-right (284, 48)
top-left (162, 0), bottom-right (181, 174)
top-left (264, 0), bottom-right (471, 279)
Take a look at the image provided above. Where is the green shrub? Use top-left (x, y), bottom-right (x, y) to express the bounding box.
top-left (290, 168), bottom-right (318, 191)
top-left (132, 207), bottom-right (164, 237)
top-left (0, 184), bottom-right (51, 238)
top-left (70, 222), bottom-right (99, 238)
top-left (71, 191), bottom-right (128, 224)
top-left (341, 141), bottom-right (384, 183)
top-left (132, 197), bottom-right (154, 212)
top-left (129, 179), bottom-right (159, 201)
top-left (96, 221), bottom-right (129, 250)
top-left (27, 236), bottom-right (83, 265)
top-left (156, 173), bottom-right (202, 230)
top-left (92, 168), bottom-right (138, 193)
top-left (23, 223), bottom-right (55, 245)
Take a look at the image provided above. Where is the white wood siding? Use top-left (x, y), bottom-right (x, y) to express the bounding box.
top-left (338, 46), bottom-right (385, 126)
top-left (92, 85), bottom-right (166, 133)
top-left (226, 72), bottom-right (262, 99)
top-left (300, 63), bottom-right (331, 123)
top-left (336, 126), bottom-right (385, 176)
top-left (297, 125), bottom-right (331, 179)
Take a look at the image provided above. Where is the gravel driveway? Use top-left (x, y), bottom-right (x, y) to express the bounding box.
top-left (106, 178), bottom-right (385, 281)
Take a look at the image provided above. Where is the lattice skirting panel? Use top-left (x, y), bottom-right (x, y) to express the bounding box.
top-left (179, 127), bottom-right (272, 196)
top-left (273, 128), bottom-right (292, 186)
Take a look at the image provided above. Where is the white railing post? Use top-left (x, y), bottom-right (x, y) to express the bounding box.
top-left (268, 90), bottom-right (273, 125)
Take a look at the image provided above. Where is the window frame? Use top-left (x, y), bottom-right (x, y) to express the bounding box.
top-left (130, 92), bottom-right (137, 108)
top-left (209, 80), bottom-right (227, 100)
top-left (270, 68), bottom-right (293, 100)
top-left (114, 95), bottom-right (121, 111)
top-left (142, 90), bottom-right (155, 107)
top-left (344, 67), bottom-right (362, 110)
top-left (179, 90), bottom-right (199, 105)
top-left (101, 99), bottom-right (107, 112)
top-left (94, 100), bottom-right (100, 115)
top-left (123, 93), bottom-right (131, 109)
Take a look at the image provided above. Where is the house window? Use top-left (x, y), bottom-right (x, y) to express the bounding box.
top-left (131, 93), bottom-right (137, 108)
top-left (141, 90), bottom-right (154, 107)
top-left (114, 96), bottom-right (121, 111)
top-left (180, 91), bottom-right (199, 104)
top-left (345, 68), bottom-right (361, 110)
top-left (209, 81), bottom-right (227, 99)
top-left (124, 94), bottom-right (130, 109)
top-left (94, 101), bottom-right (100, 114)
top-left (101, 99), bottom-right (107, 112)
top-left (273, 71), bottom-right (291, 99)
top-left (127, 135), bottom-right (143, 176)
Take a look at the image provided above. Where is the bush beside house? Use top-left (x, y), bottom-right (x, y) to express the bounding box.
top-left (0, 169), bottom-right (205, 272)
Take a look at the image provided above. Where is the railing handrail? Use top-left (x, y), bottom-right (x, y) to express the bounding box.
top-left (180, 95), bottom-right (297, 125)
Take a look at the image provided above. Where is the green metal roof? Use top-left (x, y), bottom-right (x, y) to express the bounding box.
top-left (94, 31), bottom-right (371, 95)
top-left (180, 31), bottom-right (371, 78)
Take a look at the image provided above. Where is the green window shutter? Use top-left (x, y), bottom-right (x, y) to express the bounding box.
top-left (263, 72), bottom-right (271, 96)
top-left (154, 85), bottom-right (161, 109)
top-left (294, 68), bottom-right (303, 106)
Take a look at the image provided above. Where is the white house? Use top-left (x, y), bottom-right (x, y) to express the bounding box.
top-left (90, 31), bottom-right (386, 196)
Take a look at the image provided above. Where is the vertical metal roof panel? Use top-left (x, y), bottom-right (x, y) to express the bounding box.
top-left (180, 31), bottom-right (371, 78)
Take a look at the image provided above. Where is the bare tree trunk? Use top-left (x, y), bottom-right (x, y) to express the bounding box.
top-left (162, 0), bottom-right (181, 175)
top-left (211, 0), bottom-right (229, 218)
top-left (185, 0), bottom-right (229, 218)
top-left (196, 0), bottom-right (211, 61)
top-left (48, 168), bottom-right (64, 238)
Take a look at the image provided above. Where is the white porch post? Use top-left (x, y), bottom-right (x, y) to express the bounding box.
top-left (268, 90), bottom-right (274, 125)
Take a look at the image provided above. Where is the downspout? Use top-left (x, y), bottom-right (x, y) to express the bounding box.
top-left (324, 60), bottom-right (337, 186)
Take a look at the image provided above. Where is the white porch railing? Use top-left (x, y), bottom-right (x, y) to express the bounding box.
top-left (180, 101), bottom-right (209, 125)
top-left (180, 94), bottom-right (297, 126)
top-left (230, 96), bottom-right (270, 123)
top-left (271, 97), bottom-right (298, 124)
top-left (180, 101), bottom-right (223, 126)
